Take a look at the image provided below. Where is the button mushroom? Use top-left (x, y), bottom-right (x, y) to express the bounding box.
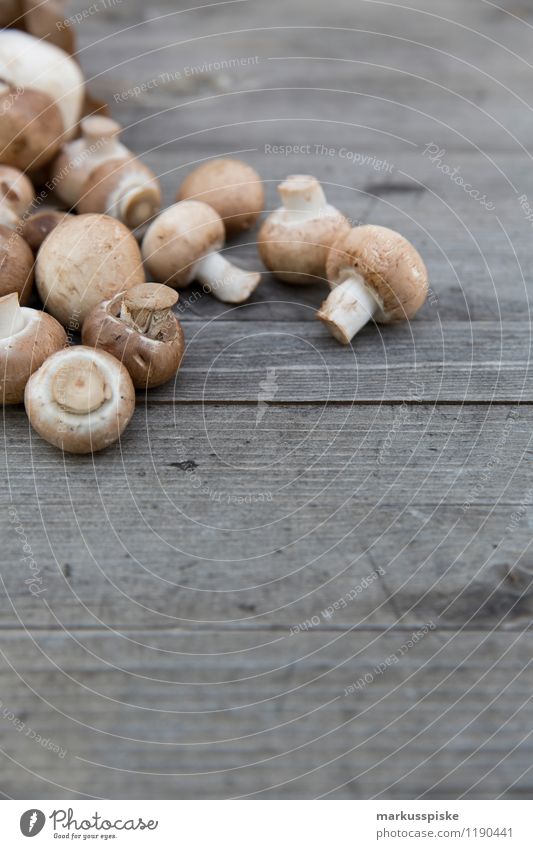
top-left (177, 158), bottom-right (264, 237)
top-left (0, 225), bottom-right (34, 304)
top-left (36, 213), bottom-right (145, 326)
top-left (52, 116), bottom-right (132, 208)
top-left (142, 201), bottom-right (260, 303)
top-left (21, 210), bottom-right (74, 254)
top-left (0, 292), bottom-right (66, 404)
top-left (0, 30), bottom-right (84, 142)
top-left (258, 174), bottom-right (351, 285)
top-left (317, 224), bottom-right (429, 344)
top-left (82, 283), bottom-right (185, 389)
top-left (77, 157), bottom-right (162, 230)
top-left (0, 80), bottom-right (64, 172)
top-left (24, 346), bottom-right (136, 454)
top-left (0, 165), bottom-right (35, 230)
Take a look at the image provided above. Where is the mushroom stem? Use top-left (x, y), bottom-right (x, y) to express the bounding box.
top-left (119, 186), bottom-right (157, 230)
top-left (0, 292), bottom-right (25, 338)
top-left (194, 252), bottom-right (260, 303)
top-left (278, 175), bottom-right (327, 221)
top-left (52, 360), bottom-right (110, 414)
top-left (317, 276), bottom-right (379, 344)
top-left (119, 283), bottom-right (178, 340)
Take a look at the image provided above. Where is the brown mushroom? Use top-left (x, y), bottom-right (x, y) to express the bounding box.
top-left (22, 0), bottom-right (75, 55)
top-left (36, 213), bottom-right (145, 326)
top-left (0, 224), bottom-right (34, 304)
top-left (82, 283), bottom-right (184, 389)
top-left (317, 224), bottom-right (429, 344)
top-left (0, 292), bottom-right (66, 404)
top-left (52, 116), bottom-right (131, 208)
top-left (0, 81), bottom-right (64, 172)
top-left (77, 157), bottom-right (162, 230)
top-left (0, 164), bottom-right (34, 229)
top-left (24, 345), bottom-right (135, 453)
top-left (142, 201), bottom-right (260, 303)
top-left (177, 158), bottom-right (264, 237)
top-left (258, 175), bottom-right (350, 285)
top-left (21, 210), bottom-right (73, 253)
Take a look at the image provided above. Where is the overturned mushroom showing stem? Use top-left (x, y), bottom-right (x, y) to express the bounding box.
top-left (0, 30), bottom-right (84, 140)
top-left (0, 292), bottom-right (66, 404)
top-left (77, 157), bottom-right (162, 230)
top-left (21, 210), bottom-right (73, 253)
top-left (0, 224), bottom-right (34, 304)
top-left (317, 225), bottom-right (429, 345)
top-left (0, 81), bottom-right (64, 172)
top-left (36, 213), bottom-right (145, 326)
top-left (177, 158), bottom-right (264, 237)
top-left (258, 175), bottom-right (351, 284)
top-left (142, 201), bottom-right (260, 303)
top-left (82, 283), bottom-right (185, 389)
top-left (52, 116), bottom-right (131, 208)
top-left (24, 346), bottom-right (135, 453)
top-left (0, 165), bottom-right (34, 229)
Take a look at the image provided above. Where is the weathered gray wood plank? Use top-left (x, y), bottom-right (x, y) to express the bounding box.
top-left (0, 629), bottom-right (532, 799)
top-left (2, 404), bottom-right (533, 630)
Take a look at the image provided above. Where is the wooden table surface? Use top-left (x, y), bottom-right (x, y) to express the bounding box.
top-left (2, 0), bottom-right (533, 799)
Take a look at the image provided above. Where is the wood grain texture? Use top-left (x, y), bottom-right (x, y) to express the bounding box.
top-left (2, 0), bottom-right (533, 800)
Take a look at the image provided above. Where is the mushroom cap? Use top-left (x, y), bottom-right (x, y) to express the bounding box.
top-left (0, 0), bottom-right (21, 28)
top-left (326, 224), bottom-right (429, 323)
top-left (0, 30), bottom-right (84, 139)
top-left (77, 158), bottom-right (162, 229)
top-left (0, 83), bottom-right (63, 171)
top-left (82, 287), bottom-right (185, 389)
top-left (24, 345), bottom-right (135, 453)
top-left (21, 210), bottom-right (73, 253)
top-left (258, 204), bottom-right (350, 285)
top-left (142, 201), bottom-right (224, 288)
top-left (177, 159), bottom-right (264, 237)
top-left (0, 305), bottom-right (66, 404)
top-left (0, 164), bottom-right (34, 230)
top-left (0, 224), bottom-right (34, 305)
top-left (35, 213), bottom-right (145, 326)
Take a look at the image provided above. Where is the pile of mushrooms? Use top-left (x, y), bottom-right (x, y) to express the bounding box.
top-left (0, 1), bottom-right (430, 456)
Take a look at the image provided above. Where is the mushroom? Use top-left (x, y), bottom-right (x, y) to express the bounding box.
top-left (0, 224), bottom-right (34, 304)
top-left (0, 0), bottom-right (21, 28)
top-left (317, 225), bottom-right (429, 344)
top-left (0, 164), bottom-right (35, 229)
top-left (36, 213), bottom-right (145, 326)
top-left (258, 175), bottom-right (351, 285)
top-left (21, 210), bottom-right (74, 253)
top-left (52, 116), bottom-right (131, 208)
top-left (77, 157), bottom-right (162, 230)
top-left (24, 345), bottom-right (135, 453)
top-left (82, 283), bottom-right (184, 389)
top-left (177, 158), bottom-right (264, 237)
top-left (142, 201), bottom-right (260, 303)
top-left (0, 29), bottom-right (84, 140)
top-left (0, 80), bottom-right (64, 172)
top-left (0, 292), bottom-right (66, 404)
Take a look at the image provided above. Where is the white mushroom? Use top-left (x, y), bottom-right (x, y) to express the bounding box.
top-left (258, 175), bottom-right (350, 284)
top-left (0, 292), bottom-right (66, 405)
top-left (142, 201), bottom-right (260, 303)
top-left (24, 346), bottom-right (136, 453)
top-left (0, 29), bottom-right (84, 140)
top-left (317, 225), bottom-right (429, 344)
